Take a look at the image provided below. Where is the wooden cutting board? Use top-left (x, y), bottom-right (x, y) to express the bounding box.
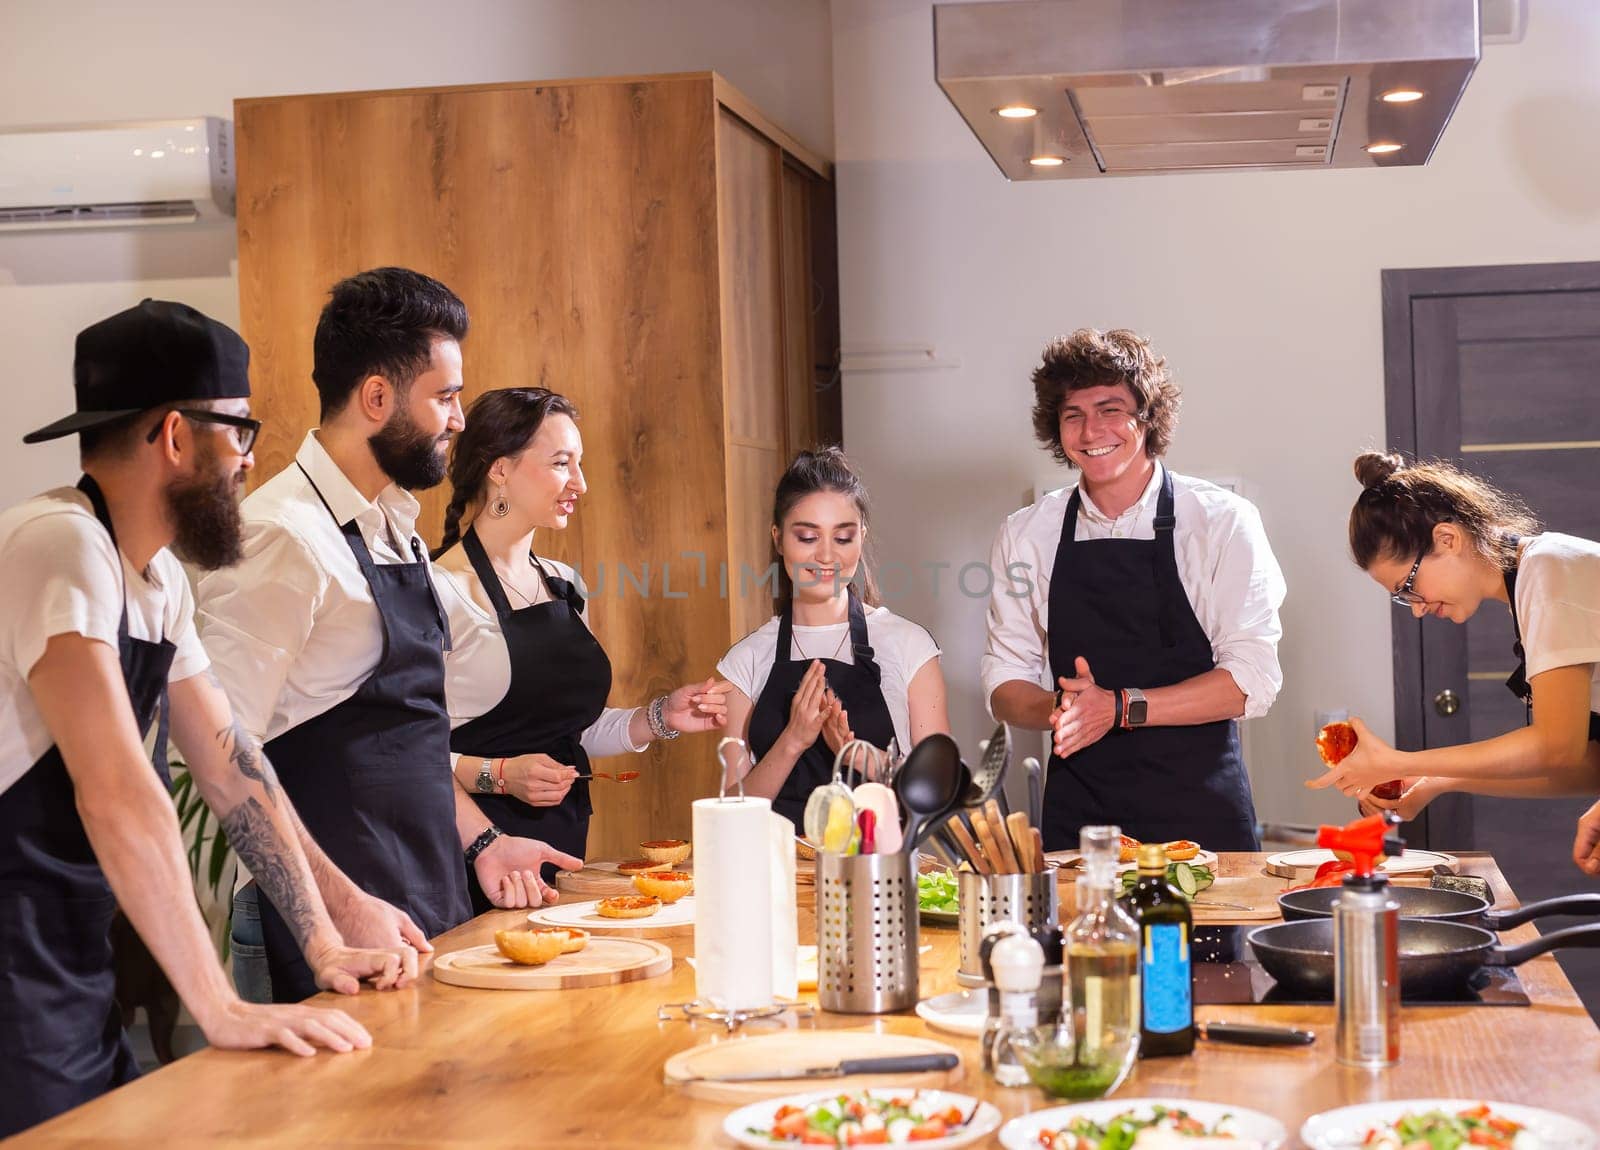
top-left (663, 1030), bottom-right (964, 1104)
top-left (1051, 871), bottom-right (1290, 923)
top-left (431, 936), bottom-right (673, 990)
top-left (557, 859), bottom-right (696, 899)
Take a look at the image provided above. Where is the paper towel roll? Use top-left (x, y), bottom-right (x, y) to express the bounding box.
top-left (693, 795), bottom-right (776, 1011)
top-left (770, 810), bottom-right (798, 1000)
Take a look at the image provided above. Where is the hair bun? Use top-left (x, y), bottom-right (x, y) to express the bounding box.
top-left (1354, 451), bottom-right (1404, 489)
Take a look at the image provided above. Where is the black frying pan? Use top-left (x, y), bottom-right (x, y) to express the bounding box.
top-left (1278, 888), bottom-right (1600, 931)
top-left (1246, 919), bottom-right (1600, 998)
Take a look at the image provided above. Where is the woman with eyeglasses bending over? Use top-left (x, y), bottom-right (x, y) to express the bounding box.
top-left (1309, 451), bottom-right (1600, 876)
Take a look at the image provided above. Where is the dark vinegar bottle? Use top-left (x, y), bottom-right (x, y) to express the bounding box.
top-left (1119, 843), bottom-right (1195, 1057)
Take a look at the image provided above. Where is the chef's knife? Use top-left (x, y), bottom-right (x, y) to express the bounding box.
top-left (675, 1052), bottom-right (960, 1083)
top-left (1196, 1021), bottom-right (1315, 1047)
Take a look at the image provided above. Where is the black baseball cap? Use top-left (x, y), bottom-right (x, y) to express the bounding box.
top-left (23, 299), bottom-right (251, 444)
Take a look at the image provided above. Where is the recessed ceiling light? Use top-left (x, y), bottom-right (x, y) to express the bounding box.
top-left (1029, 155), bottom-right (1065, 167)
top-left (996, 104), bottom-right (1038, 119)
top-left (1366, 142), bottom-right (1403, 154)
top-left (1381, 89), bottom-right (1425, 103)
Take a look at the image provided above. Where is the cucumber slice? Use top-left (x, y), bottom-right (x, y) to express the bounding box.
top-left (1173, 862), bottom-right (1199, 896)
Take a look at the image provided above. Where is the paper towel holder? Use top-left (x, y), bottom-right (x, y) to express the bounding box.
top-left (656, 996), bottom-right (815, 1033)
top-left (716, 737), bottom-right (750, 802)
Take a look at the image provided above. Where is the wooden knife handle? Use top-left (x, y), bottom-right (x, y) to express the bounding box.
top-left (1005, 812), bottom-right (1035, 873)
top-left (983, 799), bottom-right (1020, 873)
top-left (969, 807), bottom-right (1010, 874)
top-left (945, 814), bottom-right (991, 875)
top-left (1030, 827), bottom-right (1047, 874)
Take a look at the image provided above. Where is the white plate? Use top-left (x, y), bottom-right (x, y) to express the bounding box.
top-left (999, 1098), bottom-right (1287, 1150)
top-left (724, 1088), bottom-right (1001, 1150)
top-left (1301, 1098), bottom-right (1595, 1149)
top-left (528, 896), bottom-right (694, 930)
top-left (1266, 848), bottom-right (1457, 876)
top-left (914, 989), bottom-right (986, 1038)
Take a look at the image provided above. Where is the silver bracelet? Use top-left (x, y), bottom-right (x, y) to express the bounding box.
top-left (647, 695), bottom-right (679, 740)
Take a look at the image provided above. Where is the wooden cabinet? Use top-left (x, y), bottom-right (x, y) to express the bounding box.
top-left (234, 73), bottom-right (839, 859)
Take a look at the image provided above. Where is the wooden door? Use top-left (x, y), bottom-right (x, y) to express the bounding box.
top-left (715, 106), bottom-right (787, 646)
top-left (1383, 260), bottom-right (1600, 1017)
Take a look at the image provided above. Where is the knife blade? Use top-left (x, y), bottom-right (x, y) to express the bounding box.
top-left (1196, 1020), bottom-right (1315, 1047)
top-left (675, 1052), bottom-right (960, 1084)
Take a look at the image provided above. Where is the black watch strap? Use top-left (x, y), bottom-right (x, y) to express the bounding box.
top-left (464, 825), bottom-right (504, 866)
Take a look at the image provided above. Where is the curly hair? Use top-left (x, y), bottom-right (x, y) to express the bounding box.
top-left (1029, 328), bottom-right (1181, 466)
top-left (434, 387), bottom-right (579, 556)
top-left (1348, 451), bottom-right (1538, 572)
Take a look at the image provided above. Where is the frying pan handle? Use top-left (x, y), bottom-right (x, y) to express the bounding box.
top-left (1486, 892), bottom-right (1600, 930)
top-left (1489, 922), bottom-right (1600, 967)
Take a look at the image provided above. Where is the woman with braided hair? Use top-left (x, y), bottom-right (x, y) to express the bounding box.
top-left (432, 388), bottom-right (730, 907)
top-left (1309, 451), bottom-right (1600, 876)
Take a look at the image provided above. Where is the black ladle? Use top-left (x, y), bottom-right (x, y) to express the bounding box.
top-left (895, 733), bottom-right (966, 855)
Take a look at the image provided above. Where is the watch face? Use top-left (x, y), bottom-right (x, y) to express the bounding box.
top-left (1128, 699), bottom-right (1149, 725)
top-left (476, 772), bottom-right (495, 793)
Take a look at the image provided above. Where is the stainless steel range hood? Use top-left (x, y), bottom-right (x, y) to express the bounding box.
top-left (933, 0), bottom-right (1480, 180)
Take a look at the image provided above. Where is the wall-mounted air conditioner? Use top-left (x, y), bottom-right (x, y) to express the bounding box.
top-left (0, 117), bottom-right (234, 233)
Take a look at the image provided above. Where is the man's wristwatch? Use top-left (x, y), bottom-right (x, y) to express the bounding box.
top-left (1123, 687), bottom-right (1149, 728)
top-left (474, 757), bottom-right (497, 793)
top-left (464, 825), bottom-right (504, 865)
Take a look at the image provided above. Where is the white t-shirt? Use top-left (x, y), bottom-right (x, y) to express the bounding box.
top-left (717, 605), bottom-right (941, 754)
top-left (1514, 532), bottom-right (1600, 712)
top-left (0, 488), bottom-right (210, 795)
top-left (434, 557), bottom-right (646, 758)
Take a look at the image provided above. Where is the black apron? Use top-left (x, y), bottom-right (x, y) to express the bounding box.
top-left (1043, 468), bottom-right (1259, 852)
top-left (747, 590), bottom-right (897, 831)
top-left (0, 477), bottom-right (176, 1138)
top-left (1504, 561), bottom-right (1600, 742)
top-left (450, 527), bottom-right (612, 912)
top-left (257, 466), bottom-right (468, 1002)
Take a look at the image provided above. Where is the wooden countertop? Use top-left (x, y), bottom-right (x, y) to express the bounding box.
top-left (11, 854), bottom-right (1600, 1148)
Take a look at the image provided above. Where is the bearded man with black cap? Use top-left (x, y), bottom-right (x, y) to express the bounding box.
top-left (0, 301), bottom-right (419, 1138)
top-left (196, 268), bottom-right (581, 1005)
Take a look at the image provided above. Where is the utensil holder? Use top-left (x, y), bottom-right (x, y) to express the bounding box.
top-left (957, 871), bottom-right (1059, 986)
top-left (817, 852), bottom-right (918, 1013)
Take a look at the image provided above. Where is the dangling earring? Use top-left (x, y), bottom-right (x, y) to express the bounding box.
top-left (489, 485), bottom-right (511, 518)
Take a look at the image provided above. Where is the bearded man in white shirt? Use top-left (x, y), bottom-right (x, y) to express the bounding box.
top-left (981, 328), bottom-right (1287, 851)
top-left (196, 268), bottom-right (580, 1004)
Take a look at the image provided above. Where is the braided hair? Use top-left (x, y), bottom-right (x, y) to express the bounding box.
top-left (1348, 451), bottom-right (1538, 572)
top-left (435, 388), bottom-right (579, 557)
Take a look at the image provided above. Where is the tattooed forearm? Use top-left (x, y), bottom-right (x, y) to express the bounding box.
top-left (220, 796), bottom-right (319, 950)
top-left (214, 718), bottom-right (280, 808)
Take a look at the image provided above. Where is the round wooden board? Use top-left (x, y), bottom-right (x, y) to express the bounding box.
top-left (556, 860), bottom-right (695, 899)
top-left (662, 1029), bottom-right (964, 1104)
top-left (431, 936), bottom-right (673, 990)
top-left (528, 897), bottom-right (694, 938)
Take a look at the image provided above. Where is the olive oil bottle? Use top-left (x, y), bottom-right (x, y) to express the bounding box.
top-left (1120, 843), bottom-right (1195, 1057)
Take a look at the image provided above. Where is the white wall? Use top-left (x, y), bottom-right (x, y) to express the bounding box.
top-left (831, 0), bottom-right (1600, 827)
top-left (0, 0), bottom-right (833, 498)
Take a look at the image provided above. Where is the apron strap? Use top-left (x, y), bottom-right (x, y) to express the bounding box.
top-left (461, 526), bottom-right (515, 619)
top-left (296, 461), bottom-right (453, 653)
top-left (1503, 543), bottom-right (1532, 724)
top-left (1149, 466), bottom-right (1183, 649)
top-left (77, 474), bottom-right (170, 771)
top-left (846, 586), bottom-right (882, 685)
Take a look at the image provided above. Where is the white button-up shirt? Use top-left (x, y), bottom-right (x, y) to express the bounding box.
top-left (980, 463), bottom-right (1287, 719)
top-left (195, 430), bottom-right (436, 745)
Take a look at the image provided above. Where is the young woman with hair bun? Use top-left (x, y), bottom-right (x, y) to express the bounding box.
top-left (1311, 451), bottom-right (1600, 875)
top-left (717, 447), bottom-right (951, 832)
top-left (432, 388), bottom-right (730, 908)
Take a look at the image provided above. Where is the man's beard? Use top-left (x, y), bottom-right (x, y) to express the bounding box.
top-left (370, 406), bottom-right (450, 491)
top-left (167, 451), bottom-right (245, 570)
